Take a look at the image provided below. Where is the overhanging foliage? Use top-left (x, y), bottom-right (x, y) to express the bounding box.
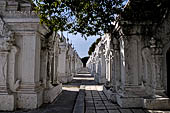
top-left (33, 0), bottom-right (126, 38)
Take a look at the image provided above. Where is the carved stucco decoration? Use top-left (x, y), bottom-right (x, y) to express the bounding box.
top-left (149, 37), bottom-right (163, 55)
top-left (0, 17), bottom-right (14, 51)
top-left (0, 16), bottom-right (20, 93)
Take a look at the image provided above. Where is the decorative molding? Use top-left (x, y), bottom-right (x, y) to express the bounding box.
top-left (0, 17), bottom-right (14, 51)
top-left (149, 37), bottom-right (163, 55)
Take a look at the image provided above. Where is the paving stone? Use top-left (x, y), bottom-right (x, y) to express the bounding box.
top-left (85, 99), bottom-right (93, 101)
top-left (132, 109), bottom-right (146, 113)
top-left (106, 105), bottom-right (120, 110)
top-left (99, 95), bottom-right (106, 98)
top-left (86, 95), bottom-right (93, 98)
top-left (104, 101), bottom-right (119, 109)
top-left (119, 109), bottom-right (133, 113)
top-left (86, 92), bottom-right (92, 95)
top-left (95, 103), bottom-right (105, 106)
top-left (85, 98), bottom-right (93, 101)
top-left (86, 106), bottom-right (96, 110)
top-left (98, 92), bottom-right (106, 96)
top-left (85, 109), bottom-right (96, 113)
top-left (86, 103), bottom-right (94, 107)
top-left (86, 93), bottom-right (92, 95)
top-left (92, 92), bottom-right (99, 96)
top-left (100, 96), bottom-right (107, 99)
top-left (85, 97), bottom-right (93, 99)
top-left (103, 101), bottom-right (113, 105)
top-left (94, 100), bottom-right (106, 110)
top-left (99, 93), bottom-right (106, 96)
top-left (85, 96), bottom-right (93, 98)
top-left (86, 93), bottom-right (92, 96)
top-left (94, 100), bottom-right (104, 105)
top-left (85, 90), bottom-right (92, 93)
top-left (95, 105), bottom-right (106, 110)
top-left (96, 107), bottom-right (107, 110)
top-left (86, 100), bottom-right (94, 103)
top-left (93, 96), bottom-right (101, 98)
top-left (92, 91), bottom-right (98, 94)
top-left (92, 92), bottom-right (99, 94)
top-left (94, 98), bottom-right (102, 101)
top-left (96, 110), bottom-right (108, 113)
top-left (108, 110), bottom-right (121, 113)
top-left (93, 95), bottom-right (100, 98)
top-left (92, 94), bottom-right (99, 96)
top-left (101, 98), bottom-right (108, 101)
top-left (95, 104), bottom-right (105, 107)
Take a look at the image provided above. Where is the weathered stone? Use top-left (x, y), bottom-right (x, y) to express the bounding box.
top-left (87, 0), bottom-right (170, 109)
top-left (0, 0), bottom-right (82, 111)
top-left (17, 91), bottom-right (43, 109)
top-left (116, 95), bottom-right (144, 108)
top-left (144, 98), bottom-right (170, 110)
top-left (44, 84), bottom-right (62, 103)
top-left (0, 95), bottom-right (15, 111)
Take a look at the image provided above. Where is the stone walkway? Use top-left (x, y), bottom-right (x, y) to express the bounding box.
top-left (72, 73), bottom-right (170, 113)
top-left (1, 72), bottom-right (170, 113)
top-left (85, 86), bottom-right (147, 113)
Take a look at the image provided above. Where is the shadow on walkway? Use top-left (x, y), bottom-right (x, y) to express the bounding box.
top-left (64, 74), bottom-right (97, 86)
top-left (1, 73), bottom-right (169, 113)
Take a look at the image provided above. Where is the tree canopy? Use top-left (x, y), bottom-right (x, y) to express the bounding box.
top-left (33, 0), bottom-right (126, 38)
top-left (88, 37), bottom-right (101, 55)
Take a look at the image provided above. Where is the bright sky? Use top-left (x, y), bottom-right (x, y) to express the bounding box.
top-left (62, 32), bottom-right (99, 58)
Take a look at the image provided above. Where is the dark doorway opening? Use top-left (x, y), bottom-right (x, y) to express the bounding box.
top-left (166, 48), bottom-right (170, 97)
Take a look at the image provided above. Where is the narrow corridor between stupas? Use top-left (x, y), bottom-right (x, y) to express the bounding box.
top-left (1, 0), bottom-right (170, 113)
top-left (0, 68), bottom-right (169, 113)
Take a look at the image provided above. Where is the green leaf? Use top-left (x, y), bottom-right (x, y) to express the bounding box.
top-left (32, 0), bottom-right (127, 38)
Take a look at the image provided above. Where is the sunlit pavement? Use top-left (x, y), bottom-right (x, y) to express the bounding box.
top-left (69, 73), bottom-right (170, 113)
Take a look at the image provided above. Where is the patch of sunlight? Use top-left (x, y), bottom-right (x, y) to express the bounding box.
top-left (73, 77), bottom-right (94, 80)
top-left (156, 98), bottom-right (169, 100)
top-left (154, 95), bottom-right (169, 99)
top-left (155, 95), bottom-right (163, 98)
top-left (62, 86), bottom-right (79, 92)
top-left (85, 85), bottom-right (103, 91)
top-left (76, 74), bottom-right (91, 76)
top-left (148, 110), bottom-right (170, 113)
